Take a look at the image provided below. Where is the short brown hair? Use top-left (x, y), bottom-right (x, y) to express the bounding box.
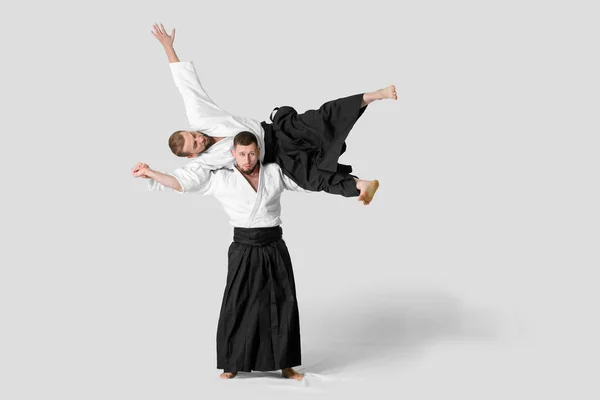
top-left (233, 131), bottom-right (258, 148)
top-left (168, 130), bottom-right (188, 157)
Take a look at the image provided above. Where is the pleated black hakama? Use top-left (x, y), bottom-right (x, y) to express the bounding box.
top-left (261, 93), bottom-right (367, 197)
top-left (216, 226), bottom-right (301, 373)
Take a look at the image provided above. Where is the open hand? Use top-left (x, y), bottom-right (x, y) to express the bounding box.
top-left (151, 23), bottom-right (175, 47)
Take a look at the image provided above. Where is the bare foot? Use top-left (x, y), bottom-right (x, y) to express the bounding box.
top-left (357, 179), bottom-right (380, 205)
top-left (219, 371), bottom-right (237, 379)
top-left (378, 85), bottom-right (397, 100)
top-left (281, 367), bottom-right (304, 381)
top-left (362, 86), bottom-right (397, 106)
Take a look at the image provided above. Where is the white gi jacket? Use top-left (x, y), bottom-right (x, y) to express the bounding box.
top-left (150, 163), bottom-right (310, 228)
top-left (169, 61), bottom-right (266, 170)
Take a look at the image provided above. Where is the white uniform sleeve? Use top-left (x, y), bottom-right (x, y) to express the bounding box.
top-left (170, 61), bottom-right (258, 138)
top-left (148, 162), bottom-right (213, 195)
top-left (278, 166), bottom-right (313, 193)
top-left (148, 177), bottom-right (178, 193)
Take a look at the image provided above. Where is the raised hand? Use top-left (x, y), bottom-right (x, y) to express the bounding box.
top-left (151, 23), bottom-right (175, 48)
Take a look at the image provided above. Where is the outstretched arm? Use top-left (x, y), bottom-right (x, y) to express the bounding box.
top-left (151, 24), bottom-right (258, 139)
top-left (132, 161), bottom-right (214, 194)
top-left (132, 162), bottom-right (182, 192)
top-left (170, 62), bottom-right (254, 136)
top-left (151, 23), bottom-right (179, 63)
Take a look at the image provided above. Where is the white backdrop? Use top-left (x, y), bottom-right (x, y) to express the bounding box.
top-left (1, 0), bottom-right (598, 398)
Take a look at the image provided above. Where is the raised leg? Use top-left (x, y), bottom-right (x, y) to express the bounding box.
top-left (361, 85), bottom-right (397, 107)
top-left (355, 179), bottom-right (380, 205)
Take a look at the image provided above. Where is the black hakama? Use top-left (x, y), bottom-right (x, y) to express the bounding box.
top-left (261, 93), bottom-right (367, 197)
top-left (216, 226), bottom-right (301, 373)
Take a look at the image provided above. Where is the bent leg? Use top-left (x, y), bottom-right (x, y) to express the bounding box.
top-left (293, 166), bottom-right (380, 204)
top-left (320, 174), bottom-right (380, 205)
top-left (270, 94), bottom-right (365, 175)
top-left (302, 93), bottom-right (366, 134)
top-left (355, 178), bottom-right (380, 205)
top-left (321, 173), bottom-right (361, 197)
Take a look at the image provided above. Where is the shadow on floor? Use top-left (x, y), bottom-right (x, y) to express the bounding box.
top-left (301, 289), bottom-right (500, 374)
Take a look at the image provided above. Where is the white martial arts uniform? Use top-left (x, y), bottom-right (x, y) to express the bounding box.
top-left (169, 61), bottom-right (266, 170)
top-left (150, 162), bottom-right (310, 228)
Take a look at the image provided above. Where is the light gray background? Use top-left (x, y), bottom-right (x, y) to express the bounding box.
top-left (1, 0), bottom-right (598, 398)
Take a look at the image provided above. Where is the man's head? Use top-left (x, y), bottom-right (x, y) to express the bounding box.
top-left (232, 131), bottom-right (260, 174)
top-left (168, 130), bottom-right (215, 158)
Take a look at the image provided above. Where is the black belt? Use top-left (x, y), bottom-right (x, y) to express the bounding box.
top-left (233, 226), bottom-right (282, 246)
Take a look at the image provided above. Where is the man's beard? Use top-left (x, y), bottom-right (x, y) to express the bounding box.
top-left (240, 163), bottom-right (258, 175)
top-left (201, 133), bottom-right (215, 150)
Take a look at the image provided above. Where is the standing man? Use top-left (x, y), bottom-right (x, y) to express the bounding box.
top-left (147, 23), bottom-right (397, 204)
top-left (132, 131), bottom-right (311, 380)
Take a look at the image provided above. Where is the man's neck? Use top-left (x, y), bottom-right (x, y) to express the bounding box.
top-left (236, 163), bottom-right (260, 192)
